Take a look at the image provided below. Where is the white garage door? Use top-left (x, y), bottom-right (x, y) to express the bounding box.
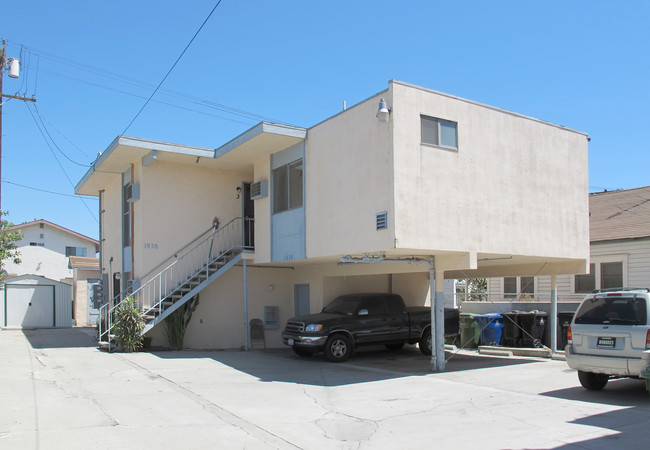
top-left (5, 285), bottom-right (55, 328)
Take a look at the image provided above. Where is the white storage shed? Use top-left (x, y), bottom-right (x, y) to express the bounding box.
top-left (2, 275), bottom-right (73, 328)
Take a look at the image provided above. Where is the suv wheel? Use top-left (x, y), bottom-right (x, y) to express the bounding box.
top-left (578, 371), bottom-right (609, 390)
top-left (325, 334), bottom-right (352, 362)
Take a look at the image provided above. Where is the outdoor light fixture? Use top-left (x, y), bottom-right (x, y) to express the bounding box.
top-left (376, 98), bottom-right (390, 122)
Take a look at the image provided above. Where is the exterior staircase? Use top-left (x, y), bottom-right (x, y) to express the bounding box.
top-left (98, 217), bottom-right (253, 350)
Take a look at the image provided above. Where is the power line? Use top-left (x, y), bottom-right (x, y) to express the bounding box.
top-left (31, 103), bottom-right (91, 167)
top-left (31, 104), bottom-right (94, 160)
top-left (122, 0), bottom-right (224, 135)
top-left (23, 102), bottom-right (98, 223)
top-left (1, 180), bottom-right (98, 199)
top-left (5, 39), bottom-right (290, 126)
top-left (40, 68), bottom-right (255, 126)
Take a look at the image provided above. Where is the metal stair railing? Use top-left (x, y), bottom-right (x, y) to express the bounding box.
top-left (98, 224), bottom-right (218, 343)
top-left (99, 217), bottom-right (253, 347)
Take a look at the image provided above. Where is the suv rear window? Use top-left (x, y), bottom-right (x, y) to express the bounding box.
top-left (574, 296), bottom-right (647, 325)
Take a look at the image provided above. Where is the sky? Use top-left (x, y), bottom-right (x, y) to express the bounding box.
top-left (2, 0), bottom-right (649, 241)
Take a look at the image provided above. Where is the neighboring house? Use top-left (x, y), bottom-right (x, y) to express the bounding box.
top-left (4, 219), bottom-right (99, 282)
top-left (1, 219), bottom-right (99, 329)
top-left (487, 186), bottom-right (650, 300)
top-left (75, 80), bottom-right (590, 349)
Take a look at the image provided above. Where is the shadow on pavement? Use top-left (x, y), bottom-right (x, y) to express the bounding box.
top-left (541, 379), bottom-right (650, 449)
top-left (541, 377), bottom-right (649, 408)
top-left (151, 344), bottom-right (542, 387)
top-left (22, 327), bottom-right (98, 349)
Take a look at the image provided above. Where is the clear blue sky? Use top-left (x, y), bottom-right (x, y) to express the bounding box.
top-left (2, 0), bottom-right (649, 240)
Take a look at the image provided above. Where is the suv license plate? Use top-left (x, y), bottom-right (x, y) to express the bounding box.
top-left (597, 337), bottom-right (616, 348)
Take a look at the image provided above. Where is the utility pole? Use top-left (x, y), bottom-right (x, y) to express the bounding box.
top-left (0, 39), bottom-right (36, 214)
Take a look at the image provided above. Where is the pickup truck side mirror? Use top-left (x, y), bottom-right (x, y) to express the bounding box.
top-left (357, 309), bottom-right (369, 317)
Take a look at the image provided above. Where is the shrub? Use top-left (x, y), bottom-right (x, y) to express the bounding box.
top-left (114, 297), bottom-right (145, 352)
top-left (165, 294), bottom-right (200, 350)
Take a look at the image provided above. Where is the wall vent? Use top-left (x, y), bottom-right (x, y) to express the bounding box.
top-left (250, 180), bottom-right (268, 200)
top-left (126, 183), bottom-right (140, 203)
top-left (376, 211), bottom-right (388, 230)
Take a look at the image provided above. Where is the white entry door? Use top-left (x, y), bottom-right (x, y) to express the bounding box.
top-left (5, 285), bottom-right (55, 328)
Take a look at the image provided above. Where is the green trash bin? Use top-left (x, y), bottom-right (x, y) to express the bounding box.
top-left (459, 313), bottom-right (480, 348)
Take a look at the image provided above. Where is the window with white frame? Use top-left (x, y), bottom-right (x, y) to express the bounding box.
top-left (504, 277), bottom-right (517, 299)
top-left (504, 276), bottom-right (535, 298)
top-left (421, 115), bottom-right (458, 149)
top-left (575, 263), bottom-right (596, 293)
top-left (273, 159), bottom-right (303, 214)
top-left (574, 259), bottom-right (625, 293)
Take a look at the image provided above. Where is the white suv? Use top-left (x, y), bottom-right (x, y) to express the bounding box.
top-left (566, 288), bottom-right (650, 390)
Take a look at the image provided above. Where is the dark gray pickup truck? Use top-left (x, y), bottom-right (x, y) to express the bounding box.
top-left (282, 293), bottom-right (460, 362)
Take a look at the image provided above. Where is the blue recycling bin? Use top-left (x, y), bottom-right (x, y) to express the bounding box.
top-left (474, 313), bottom-right (504, 346)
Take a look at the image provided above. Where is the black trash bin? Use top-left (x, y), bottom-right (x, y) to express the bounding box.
top-left (517, 311), bottom-right (548, 348)
top-left (501, 311), bottom-right (521, 347)
top-left (557, 311), bottom-right (575, 351)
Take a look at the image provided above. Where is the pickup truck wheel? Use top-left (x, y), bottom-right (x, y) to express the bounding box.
top-left (325, 334), bottom-right (352, 362)
top-left (385, 343), bottom-right (405, 351)
top-left (578, 371), bottom-right (609, 390)
top-left (293, 347), bottom-right (314, 357)
top-left (419, 328), bottom-right (432, 355)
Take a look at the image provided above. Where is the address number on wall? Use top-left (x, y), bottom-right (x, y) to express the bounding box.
top-left (144, 243), bottom-right (159, 249)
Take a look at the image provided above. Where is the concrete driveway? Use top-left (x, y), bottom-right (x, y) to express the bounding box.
top-left (1, 328), bottom-right (648, 449)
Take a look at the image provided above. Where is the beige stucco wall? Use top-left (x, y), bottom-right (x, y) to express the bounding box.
top-left (305, 92), bottom-right (396, 258)
top-left (147, 265), bottom-right (296, 349)
top-left (134, 159), bottom-right (250, 278)
top-left (252, 159), bottom-right (272, 263)
top-left (391, 81), bottom-right (590, 261)
top-left (99, 174), bottom-right (124, 299)
top-left (146, 260), bottom-right (432, 350)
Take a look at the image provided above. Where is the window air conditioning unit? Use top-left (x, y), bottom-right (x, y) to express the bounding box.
top-left (126, 183), bottom-right (140, 203)
top-left (250, 180), bottom-right (268, 200)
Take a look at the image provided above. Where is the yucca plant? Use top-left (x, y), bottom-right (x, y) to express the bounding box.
top-left (165, 294), bottom-right (200, 350)
top-left (114, 297), bottom-right (145, 352)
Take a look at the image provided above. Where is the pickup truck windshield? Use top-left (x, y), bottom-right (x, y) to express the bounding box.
top-left (574, 296), bottom-right (647, 325)
top-left (322, 297), bottom-right (360, 315)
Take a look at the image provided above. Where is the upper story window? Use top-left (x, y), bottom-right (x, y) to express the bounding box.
top-left (66, 246), bottom-right (87, 257)
top-left (30, 242), bottom-right (45, 247)
top-left (273, 159), bottom-right (303, 214)
top-left (421, 115), bottom-right (458, 150)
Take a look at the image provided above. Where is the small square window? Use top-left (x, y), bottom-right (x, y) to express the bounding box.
top-left (421, 115), bottom-right (458, 149)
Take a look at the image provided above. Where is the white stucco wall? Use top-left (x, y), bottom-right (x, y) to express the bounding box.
top-left (391, 81), bottom-right (590, 261)
top-left (305, 91), bottom-right (396, 258)
top-left (5, 223), bottom-right (97, 282)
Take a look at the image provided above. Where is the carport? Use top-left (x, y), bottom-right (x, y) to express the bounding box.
top-left (2, 275), bottom-right (73, 328)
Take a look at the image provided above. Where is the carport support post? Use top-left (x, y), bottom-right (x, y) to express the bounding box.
top-left (429, 257), bottom-right (446, 371)
top-left (550, 275), bottom-right (558, 353)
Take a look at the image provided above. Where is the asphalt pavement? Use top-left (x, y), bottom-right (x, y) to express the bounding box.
top-left (1, 328), bottom-right (649, 449)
